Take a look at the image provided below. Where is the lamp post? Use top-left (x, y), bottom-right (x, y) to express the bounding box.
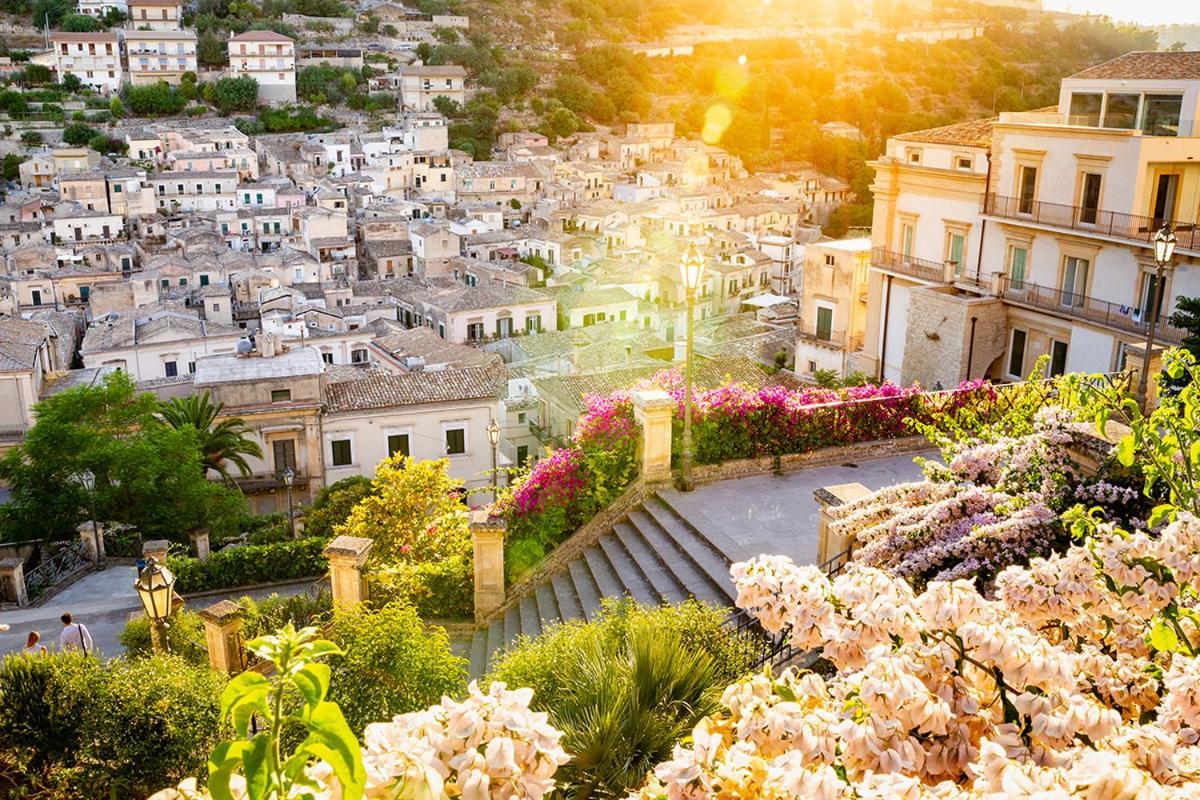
top-left (1137, 224), bottom-right (1176, 408)
top-left (486, 418), bottom-right (501, 504)
top-left (77, 470), bottom-right (104, 571)
top-left (281, 466), bottom-right (297, 539)
top-left (678, 242), bottom-right (706, 492)
top-left (134, 556), bottom-right (176, 654)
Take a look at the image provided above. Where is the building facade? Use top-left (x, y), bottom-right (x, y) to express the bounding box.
top-left (227, 30), bottom-right (297, 104)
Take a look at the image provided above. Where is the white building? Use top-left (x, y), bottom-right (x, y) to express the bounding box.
top-left (40, 32), bottom-right (123, 94)
top-left (123, 29), bottom-right (197, 85)
top-left (397, 64), bottom-right (467, 112)
top-left (227, 30), bottom-right (297, 104)
top-left (125, 0), bottom-right (182, 30)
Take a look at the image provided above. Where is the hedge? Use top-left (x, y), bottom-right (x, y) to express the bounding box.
top-left (166, 537), bottom-right (327, 593)
top-left (367, 553), bottom-right (473, 620)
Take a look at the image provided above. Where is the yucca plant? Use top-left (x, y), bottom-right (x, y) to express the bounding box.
top-left (160, 392), bottom-right (263, 481)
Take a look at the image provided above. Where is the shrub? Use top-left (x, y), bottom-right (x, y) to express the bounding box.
top-left (61, 121), bottom-right (96, 146)
top-left (368, 551), bottom-right (473, 619)
top-left (212, 75), bottom-right (258, 114)
top-left (19, 130), bottom-right (42, 146)
top-left (119, 610), bottom-right (209, 666)
top-left (124, 80), bottom-right (189, 116)
top-left (325, 602), bottom-right (468, 733)
top-left (166, 537), bottom-right (327, 593)
top-left (0, 650), bottom-right (96, 778)
top-left (303, 474), bottom-right (375, 540)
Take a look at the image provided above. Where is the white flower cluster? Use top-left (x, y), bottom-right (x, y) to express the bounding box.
top-left (633, 516), bottom-right (1200, 799)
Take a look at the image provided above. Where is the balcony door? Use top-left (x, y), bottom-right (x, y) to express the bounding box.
top-left (815, 305), bottom-right (834, 341)
top-left (1061, 257), bottom-right (1089, 309)
top-left (1048, 340), bottom-right (1068, 377)
top-left (1140, 271), bottom-right (1167, 321)
top-left (1152, 173), bottom-right (1179, 228)
top-left (1018, 166), bottom-right (1038, 215)
top-left (273, 439), bottom-right (296, 475)
top-left (1078, 173), bottom-right (1102, 225)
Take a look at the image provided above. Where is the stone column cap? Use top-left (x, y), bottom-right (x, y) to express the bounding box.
top-left (198, 599), bottom-right (243, 625)
top-left (142, 539), bottom-right (170, 555)
top-left (813, 482), bottom-right (871, 508)
top-left (469, 508), bottom-right (507, 531)
top-left (631, 388), bottom-right (675, 411)
top-left (0, 557), bottom-right (24, 569)
top-left (324, 535), bottom-right (373, 560)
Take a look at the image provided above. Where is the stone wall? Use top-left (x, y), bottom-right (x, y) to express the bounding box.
top-left (689, 435), bottom-right (931, 484)
top-left (900, 286), bottom-right (1008, 389)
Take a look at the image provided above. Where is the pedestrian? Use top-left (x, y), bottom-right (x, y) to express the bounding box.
top-left (59, 612), bottom-right (93, 656)
top-left (22, 631), bottom-right (47, 656)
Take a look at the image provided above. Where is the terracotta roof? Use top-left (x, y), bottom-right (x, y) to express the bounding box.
top-left (1069, 51), bottom-right (1200, 81)
top-left (50, 32), bottom-right (118, 41)
top-left (325, 362), bottom-right (509, 412)
top-left (229, 30), bottom-right (294, 42)
top-left (894, 117), bottom-right (995, 149)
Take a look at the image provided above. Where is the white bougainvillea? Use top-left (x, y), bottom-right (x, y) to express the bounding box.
top-left (632, 515), bottom-right (1200, 799)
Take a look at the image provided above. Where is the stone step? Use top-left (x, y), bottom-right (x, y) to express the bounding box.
top-left (502, 604), bottom-right (521, 646)
top-left (518, 595), bottom-right (541, 641)
top-left (641, 497), bottom-right (737, 603)
top-left (551, 570), bottom-right (585, 621)
top-left (626, 508), bottom-right (729, 606)
top-left (468, 629), bottom-right (488, 680)
top-left (485, 618), bottom-right (504, 669)
top-left (596, 531), bottom-right (659, 606)
top-left (612, 521), bottom-right (687, 604)
top-left (533, 581), bottom-right (562, 629)
top-left (567, 557), bottom-right (603, 621)
top-left (582, 543), bottom-right (626, 599)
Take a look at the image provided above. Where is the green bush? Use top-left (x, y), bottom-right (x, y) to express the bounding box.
top-left (368, 552), bottom-right (473, 620)
top-left (326, 602), bottom-right (467, 734)
top-left (0, 651), bottom-right (95, 779)
top-left (166, 537), bottom-right (327, 593)
top-left (119, 610), bottom-right (210, 666)
top-left (303, 475), bottom-right (375, 540)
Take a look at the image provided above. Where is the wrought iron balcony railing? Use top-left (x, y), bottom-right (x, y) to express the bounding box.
top-left (870, 246), bottom-right (953, 284)
top-left (983, 193), bottom-right (1200, 252)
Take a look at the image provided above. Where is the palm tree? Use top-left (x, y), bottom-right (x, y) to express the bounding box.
top-left (160, 392), bottom-right (263, 481)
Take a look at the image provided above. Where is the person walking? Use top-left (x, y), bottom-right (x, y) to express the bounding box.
top-left (58, 613), bottom-right (93, 656)
top-left (22, 631), bottom-right (47, 656)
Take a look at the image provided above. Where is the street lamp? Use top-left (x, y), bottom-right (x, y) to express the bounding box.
top-left (134, 556), bottom-right (176, 653)
top-left (486, 418), bottom-right (501, 504)
top-left (281, 466), bottom-right (297, 539)
top-left (76, 470), bottom-right (104, 571)
top-left (678, 241), bottom-right (706, 491)
top-left (1137, 223), bottom-right (1176, 408)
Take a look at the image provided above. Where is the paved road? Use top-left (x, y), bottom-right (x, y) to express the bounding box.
top-left (0, 565), bottom-right (312, 659)
top-left (662, 450), bottom-right (930, 566)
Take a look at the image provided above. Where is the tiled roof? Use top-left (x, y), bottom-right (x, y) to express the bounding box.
top-left (0, 317), bottom-right (46, 372)
top-left (50, 32), bottom-right (118, 41)
top-left (1069, 51), bottom-right (1200, 81)
top-left (325, 362), bottom-right (509, 412)
top-left (549, 286), bottom-right (638, 311)
top-left (372, 326), bottom-right (499, 369)
top-left (229, 30), bottom-right (294, 42)
top-left (894, 117), bottom-right (995, 148)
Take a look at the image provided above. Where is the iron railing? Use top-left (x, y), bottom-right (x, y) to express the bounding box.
top-left (983, 193), bottom-right (1200, 252)
top-left (870, 246), bottom-right (952, 283)
top-left (997, 275), bottom-right (1187, 346)
top-left (25, 539), bottom-right (89, 601)
top-left (0, 424), bottom-right (27, 442)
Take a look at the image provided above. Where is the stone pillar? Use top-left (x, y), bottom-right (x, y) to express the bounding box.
top-left (0, 557), bottom-right (28, 608)
top-left (1065, 420), bottom-right (1133, 477)
top-left (470, 509), bottom-right (506, 623)
top-left (78, 522), bottom-right (104, 565)
top-left (632, 389), bottom-right (675, 483)
top-left (814, 482), bottom-right (872, 567)
top-left (199, 599), bottom-right (245, 673)
top-left (189, 528), bottom-right (211, 561)
top-left (323, 535), bottom-right (372, 612)
top-left (142, 539), bottom-right (169, 565)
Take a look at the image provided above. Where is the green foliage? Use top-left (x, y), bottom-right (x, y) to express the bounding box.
top-left (59, 12), bottom-right (99, 31)
top-left (303, 475), bottom-right (376, 540)
top-left (16, 63), bottom-right (52, 85)
top-left (235, 104), bottom-right (335, 134)
top-left (210, 626), bottom-right (365, 800)
top-left (160, 392), bottom-right (263, 480)
top-left (0, 652), bottom-right (225, 797)
top-left (166, 537), bottom-right (329, 593)
top-left (325, 603), bottom-right (467, 734)
top-left (1, 153), bottom-right (22, 182)
top-left (19, 130), bottom-right (42, 146)
top-left (60, 72), bottom-right (82, 92)
top-left (367, 551), bottom-right (473, 620)
top-left (124, 80), bottom-right (190, 116)
top-left (31, 0), bottom-right (74, 29)
top-left (62, 121), bottom-right (96, 146)
top-left (0, 90), bottom-right (28, 114)
top-left (213, 75), bottom-right (258, 114)
top-left (120, 610), bottom-right (211, 666)
top-left (197, 29), bottom-right (228, 68)
top-left (297, 64), bottom-right (362, 106)
top-left (357, 14), bottom-right (377, 33)
top-left (0, 371), bottom-right (248, 543)
top-left (109, 96), bottom-right (124, 118)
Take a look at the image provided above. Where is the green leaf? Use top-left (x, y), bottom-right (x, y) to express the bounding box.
top-left (1115, 435), bottom-right (1136, 467)
top-left (220, 672), bottom-right (271, 737)
top-left (208, 740), bottom-right (250, 800)
top-left (1150, 619), bottom-right (1180, 653)
top-left (298, 701), bottom-right (365, 800)
top-left (291, 662), bottom-right (331, 708)
top-left (1149, 504), bottom-right (1178, 528)
top-left (242, 735), bottom-right (273, 800)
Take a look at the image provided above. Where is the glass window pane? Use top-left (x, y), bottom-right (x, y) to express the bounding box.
top-left (1103, 93), bottom-right (1139, 129)
top-left (1143, 94), bottom-right (1183, 136)
top-left (1068, 93), bottom-right (1102, 127)
top-left (1010, 247), bottom-right (1027, 289)
top-left (387, 434), bottom-right (410, 458)
top-left (445, 428), bottom-right (465, 455)
top-left (1009, 330), bottom-right (1027, 377)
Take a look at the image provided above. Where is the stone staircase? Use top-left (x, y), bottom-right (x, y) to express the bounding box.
top-left (467, 491), bottom-right (744, 679)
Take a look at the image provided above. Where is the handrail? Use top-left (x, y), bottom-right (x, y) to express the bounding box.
top-left (870, 246), bottom-right (951, 283)
top-left (25, 539), bottom-right (89, 601)
top-left (983, 193), bottom-right (1200, 252)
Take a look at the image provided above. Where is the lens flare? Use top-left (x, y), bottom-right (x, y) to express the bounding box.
top-left (702, 103), bottom-right (733, 144)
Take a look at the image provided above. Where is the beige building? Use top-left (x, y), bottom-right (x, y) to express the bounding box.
top-left (227, 30), bottom-right (297, 104)
top-left (794, 238), bottom-right (871, 379)
top-left (397, 64), bottom-right (467, 111)
top-left (40, 32), bottom-right (122, 94)
top-left (80, 309), bottom-right (244, 380)
top-left (124, 29), bottom-right (197, 84)
top-left (126, 0), bottom-right (182, 29)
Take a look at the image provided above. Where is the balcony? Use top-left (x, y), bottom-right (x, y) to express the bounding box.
top-left (796, 328), bottom-right (862, 351)
top-left (996, 275), bottom-right (1186, 346)
top-left (870, 247), bottom-right (953, 284)
top-left (982, 193), bottom-right (1200, 252)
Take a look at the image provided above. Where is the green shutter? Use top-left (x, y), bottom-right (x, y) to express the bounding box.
top-left (1010, 248), bottom-right (1027, 289)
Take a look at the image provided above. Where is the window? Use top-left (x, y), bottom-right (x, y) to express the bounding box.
top-left (387, 433), bottom-right (410, 458)
top-left (273, 439), bottom-right (296, 472)
top-left (956, 156), bottom-right (973, 170)
top-left (351, 348), bottom-right (368, 364)
top-left (438, 322), bottom-right (446, 339)
top-left (199, 274), bottom-right (209, 286)
top-left (1062, 256), bottom-right (1089, 308)
top-left (270, 389), bottom-right (292, 402)
top-left (1141, 271), bottom-right (1167, 321)
top-left (164, 361), bottom-right (178, 377)
top-left (901, 223), bottom-right (914, 257)
top-left (525, 314), bottom-right (541, 334)
top-left (445, 426), bottom-right (466, 455)
top-left (815, 305), bottom-right (834, 341)
top-left (517, 445), bottom-right (529, 468)
top-left (1079, 173), bottom-right (1102, 225)
top-left (467, 322), bottom-right (484, 341)
top-left (1008, 329), bottom-right (1027, 378)
top-left (188, 361), bottom-right (196, 374)
top-left (824, 254), bottom-right (836, 267)
top-left (1103, 93), bottom-right (1139, 129)
top-left (1018, 166), bottom-right (1038, 214)
top-left (946, 231), bottom-right (966, 276)
top-left (1143, 94), bottom-right (1183, 136)
top-left (1048, 340), bottom-right (1068, 377)
top-left (330, 439), bottom-right (352, 467)
top-left (112, 183), bottom-right (122, 193)
top-left (1068, 92), bottom-right (1102, 127)
top-left (496, 317), bottom-right (513, 338)
top-left (1008, 246), bottom-right (1028, 290)
top-left (906, 148), bottom-right (921, 164)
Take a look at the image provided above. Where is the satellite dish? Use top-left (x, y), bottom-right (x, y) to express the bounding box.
top-left (235, 338), bottom-right (253, 354)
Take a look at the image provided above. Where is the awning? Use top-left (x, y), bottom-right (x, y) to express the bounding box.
top-left (742, 293), bottom-right (792, 308)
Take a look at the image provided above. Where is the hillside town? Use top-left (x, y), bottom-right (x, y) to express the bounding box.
top-left (5, 0), bottom-right (1200, 798)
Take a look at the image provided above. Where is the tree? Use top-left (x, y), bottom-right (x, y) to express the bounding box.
top-left (159, 392), bottom-right (263, 480)
top-left (31, 0), bottom-right (73, 28)
top-left (60, 72), bottom-right (82, 92)
top-left (196, 30), bottom-right (226, 68)
top-left (334, 455), bottom-right (467, 563)
top-left (108, 96), bottom-right (124, 118)
top-left (2, 153), bottom-right (23, 181)
top-left (19, 64), bottom-right (52, 85)
top-left (59, 12), bottom-right (99, 31)
top-left (19, 130), bottom-right (41, 146)
top-left (303, 475), bottom-right (376, 540)
top-left (123, 80), bottom-right (188, 115)
top-left (1170, 296), bottom-right (1200, 362)
top-left (62, 122), bottom-right (96, 146)
top-left (431, 94), bottom-right (460, 117)
top-left (543, 105), bottom-right (580, 140)
top-left (0, 371), bottom-right (247, 543)
top-left (212, 75), bottom-right (258, 113)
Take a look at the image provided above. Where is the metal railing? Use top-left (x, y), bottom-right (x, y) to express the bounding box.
top-left (870, 246), bottom-right (952, 283)
top-left (997, 275), bottom-right (1187, 345)
top-left (983, 193), bottom-right (1200, 252)
top-left (25, 539), bottom-right (89, 601)
top-left (0, 424), bottom-right (27, 442)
